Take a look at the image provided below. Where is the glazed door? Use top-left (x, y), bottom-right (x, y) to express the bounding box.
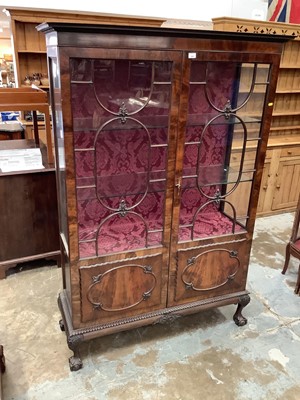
top-left (64, 49), bottom-right (182, 324)
top-left (168, 52), bottom-right (275, 306)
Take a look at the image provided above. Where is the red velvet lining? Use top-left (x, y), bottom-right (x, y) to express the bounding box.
top-left (70, 59), bottom-right (246, 258)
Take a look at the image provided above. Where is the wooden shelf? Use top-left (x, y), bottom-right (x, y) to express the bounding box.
top-left (8, 7), bottom-right (166, 101)
top-left (267, 135), bottom-right (300, 147)
top-left (270, 125), bottom-right (300, 132)
top-left (280, 64), bottom-right (300, 69)
top-left (239, 87), bottom-right (266, 94)
top-left (272, 111), bottom-right (300, 116)
top-left (276, 89), bottom-right (300, 94)
top-left (21, 85), bottom-right (49, 89)
top-left (234, 135), bottom-right (300, 151)
top-left (17, 50), bottom-right (47, 54)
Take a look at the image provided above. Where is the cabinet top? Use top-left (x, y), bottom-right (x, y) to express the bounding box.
top-left (37, 22), bottom-right (292, 45)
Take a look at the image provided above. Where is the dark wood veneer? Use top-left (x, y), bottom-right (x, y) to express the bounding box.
top-left (39, 22), bottom-right (289, 370)
top-left (0, 140), bottom-right (60, 278)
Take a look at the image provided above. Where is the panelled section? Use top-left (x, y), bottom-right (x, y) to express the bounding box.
top-left (79, 253), bottom-right (164, 324)
top-left (174, 240), bottom-right (249, 304)
top-left (57, 48), bottom-right (182, 329)
top-left (168, 56), bottom-right (273, 306)
top-left (39, 22), bottom-right (287, 370)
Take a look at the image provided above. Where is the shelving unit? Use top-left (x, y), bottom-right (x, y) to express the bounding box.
top-left (10, 19), bottom-right (47, 87)
top-left (7, 8), bottom-right (165, 89)
top-left (213, 17), bottom-right (300, 216)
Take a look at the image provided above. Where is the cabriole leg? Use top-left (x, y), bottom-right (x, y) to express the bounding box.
top-left (67, 334), bottom-right (84, 372)
top-left (233, 294), bottom-right (250, 326)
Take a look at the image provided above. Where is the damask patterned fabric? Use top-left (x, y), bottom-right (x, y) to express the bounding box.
top-left (294, 239), bottom-right (300, 250)
top-left (71, 59), bottom-right (244, 258)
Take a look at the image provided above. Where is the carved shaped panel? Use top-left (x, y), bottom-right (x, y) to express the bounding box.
top-left (172, 240), bottom-right (249, 304)
top-left (87, 264), bottom-right (156, 312)
top-left (182, 249), bottom-right (239, 291)
top-left (80, 253), bottom-right (165, 323)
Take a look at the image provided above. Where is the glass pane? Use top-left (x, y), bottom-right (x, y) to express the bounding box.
top-left (179, 60), bottom-right (270, 242)
top-left (50, 57), bottom-right (68, 249)
top-left (225, 181), bottom-right (253, 222)
top-left (71, 58), bottom-right (172, 258)
top-left (232, 121), bottom-right (262, 141)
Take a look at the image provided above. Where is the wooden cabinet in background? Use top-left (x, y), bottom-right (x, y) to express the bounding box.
top-left (229, 138), bottom-right (300, 216)
top-left (7, 8), bottom-right (165, 89)
top-left (19, 118), bottom-right (51, 143)
top-left (213, 17), bottom-right (300, 216)
top-left (11, 20), bottom-right (47, 87)
top-left (0, 141), bottom-right (60, 279)
top-left (39, 21), bottom-right (287, 370)
top-left (257, 138), bottom-right (300, 215)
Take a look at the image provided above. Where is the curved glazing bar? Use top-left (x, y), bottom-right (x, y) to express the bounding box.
top-left (94, 116), bottom-right (151, 213)
top-left (204, 63), bottom-right (258, 114)
top-left (92, 61), bottom-right (155, 116)
top-left (191, 198), bottom-right (237, 240)
top-left (96, 210), bottom-right (149, 255)
top-left (197, 113), bottom-right (248, 200)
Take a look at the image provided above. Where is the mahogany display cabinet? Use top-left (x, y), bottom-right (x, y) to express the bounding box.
top-left (38, 22), bottom-right (289, 370)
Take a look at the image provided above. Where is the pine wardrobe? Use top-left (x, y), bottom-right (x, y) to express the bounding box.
top-left (38, 22), bottom-right (288, 370)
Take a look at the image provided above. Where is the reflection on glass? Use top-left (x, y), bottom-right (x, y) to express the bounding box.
top-left (71, 58), bottom-right (172, 258)
top-left (50, 57), bottom-right (69, 249)
top-left (179, 61), bottom-right (270, 242)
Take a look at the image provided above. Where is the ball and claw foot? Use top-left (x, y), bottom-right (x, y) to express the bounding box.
top-left (59, 319), bottom-right (65, 332)
top-left (233, 314), bottom-right (248, 327)
top-left (69, 356), bottom-right (83, 371)
top-left (233, 294), bottom-right (250, 327)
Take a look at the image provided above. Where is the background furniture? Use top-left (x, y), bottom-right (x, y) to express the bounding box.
top-left (41, 22), bottom-right (287, 370)
top-left (8, 9), bottom-right (300, 219)
top-left (7, 8), bottom-right (165, 90)
top-left (213, 17), bottom-right (300, 216)
top-left (0, 139), bottom-right (60, 279)
top-left (0, 87), bottom-right (54, 165)
top-left (0, 121), bottom-right (24, 140)
top-left (18, 119), bottom-right (51, 142)
top-left (282, 192), bottom-right (300, 294)
top-left (0, 88), bottom-right (59, 279)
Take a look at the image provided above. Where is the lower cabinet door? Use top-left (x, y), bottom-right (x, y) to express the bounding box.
top-left (79, 253), bottom-right (166, 324)
top-left (170, 240), bottom-right (250, 305)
